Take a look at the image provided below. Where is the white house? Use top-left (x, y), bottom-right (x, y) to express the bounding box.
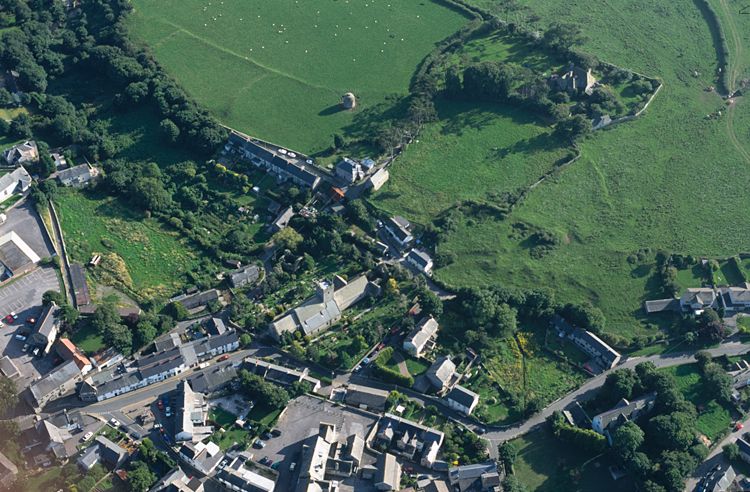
top-left (0, 166), bottom-right (31, 204)
top-left (384, 216), bottom-right (413, 248)
top-left (680, 288), bottom-right (717, 313)
top-left (2, 141), bottom-right (38, 166)
top-left (444, 385), bottom-right (479, 416)
top-left (403, 316), bottom-right (439, 358)
top-left (407, 248), bottom-right (433, 275)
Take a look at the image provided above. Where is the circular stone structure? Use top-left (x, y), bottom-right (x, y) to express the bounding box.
top-left (341, 92), bottom-right (356, 110)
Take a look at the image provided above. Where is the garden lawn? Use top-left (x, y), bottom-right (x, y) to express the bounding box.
top-left (247, 403), bottom-right (282, 427)
top-left (675, 264), bottom-right (708, 292)
top-left (370, 98), bottom-right (568, 222)
top-left (213, 427), bottom-right (249, 452)
top-left (128, 0), bottom-right (471, 153)
top-left (661, 364), bottom-right (733, 440)
top-left (512, 428), bottom-right (636, 492)
top-left (55, 189), bottom-right (200, 300)
top-left (68, 324), bottom-right (105, 355)
top-left (210, 407), bottom-right (237, 427)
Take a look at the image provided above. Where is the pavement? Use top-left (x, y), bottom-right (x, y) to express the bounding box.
top-left (0, 201), bottom-right (56, 261)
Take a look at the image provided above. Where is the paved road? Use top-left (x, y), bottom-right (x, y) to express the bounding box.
top-left (482, 341), bottom-right (750, 452)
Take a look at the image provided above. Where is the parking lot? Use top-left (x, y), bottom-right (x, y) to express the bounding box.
top-left (257, 395), bottom-right (378, 491)
top-left (0, 266), bottom-right (63, 395)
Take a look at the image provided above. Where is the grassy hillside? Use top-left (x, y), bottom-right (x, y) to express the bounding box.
top-left (370, 99), bottom-right (568, 222)
top-left (418, 0), bottom-right (750, 339)
top-left (127, 0), bottom-right (470, 153)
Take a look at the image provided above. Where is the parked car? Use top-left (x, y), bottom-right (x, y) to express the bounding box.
top-left (0, 320), bottom-right (4, 328)
top-left (22, 344), bottom-right (29, 352)
top-left (253, 439), bottom-right (266, 449)
top-left (26, 317), bottom-right (36, 325)
top-left (14, 334), bottom-right (25, 341)
top-left (10, 312), bottom-right (17, 320)
top-left (259, 456), bottom-right (272, 466)
top-left (290, 462), bottom-right (297, 472)
top-left (4, 314), bottom-right (14, 324)
top-left (165, 407), bottom-right (172, 418)
top-left (81, 432), bottom-right (93, 442)
top-left (271, 428), bottom-right (282, 437)
top-left (262, 432), bottom-right (273, 440)
top-left (109, 418), bottom-right (120, 428)
top-left (32, 348), bottom-right (40, 357)
top-left (217, 354), bottom-right (230, 362)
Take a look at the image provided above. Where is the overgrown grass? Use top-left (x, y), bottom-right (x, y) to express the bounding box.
top-left (55, 188), bottom-right (201, 300)
top-left (511, 428), bottom-right (635, 492)
top-left (661, 364), bottom-right (733, 440)
top-left (370, 98), bottom-right (568, 222)
top-left (68, 323), bottom-right (106, 355)
top-left (209, 407), bottom-right (237, 427)
top-left (128, 0), bottom-right (471, 153)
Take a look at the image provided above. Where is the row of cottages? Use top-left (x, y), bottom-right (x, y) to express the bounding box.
top-left (673, 286), bottom-right (750, 315)
top-left (295, 422), bottom-right (367, 491)
top-left (169, 288), bottom-right (222, 311)
top-left (591, 393), bottom-right (656, 444)
top-left (371, 413), bottom-right (445, 469)
top-left (403, 316), bottom-right (439, 358)
top-left (270, 275), bottom-right (379, 341)
top-left (25, 336), bottom-right (94, 411)
top-left (226, 132), bottom-right (321, 189)
top-left (552, 315), bottom-right (621, 372)
top-left (0, 166), bottom-right (31, 205)
top-left (79, 330), bottom-right (239, 401)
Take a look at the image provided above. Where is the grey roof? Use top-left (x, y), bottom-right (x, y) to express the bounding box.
top-left (345, 384), bottom-right (389, 411)
top-left (56, 164), bottom-right (93, 183)
top-left (188, 365), bottom-right (237, 394)
top-left (229, 265), bottom-right (261, 288)
top-left (271, 155), bottom-right (319, 187)
top-left (448, 461), bottom-right (500, 491)
top-left (29, 359), bottom-right (80, 407)
top-left (94, 435), bottom-right (127, 467)
top-left (148, 466), bottom-right (203, 492)
top-left (445, 385), bottom-right (479, 408)
top-left (0, 356), bottom-right (20, 379)
top-left (386, 216), bottom-right (412, 243)
top-left (70, 263), bottom-right (91, 306)
top-left (426, 356), bottom-right (455, 388)
top-left (376, 453), bottom-right (401, 490)
top-left (216, 456), bottom-right (275, 492)
top-left (233, 135), bottom-right (275, 163)
top-left (737, 438), bottom-right (750, 456)
top-left (2, 141), bottom-right (37, 164)
top-left (681, 288), bottom-right (716, 306)
top-left (154, 332), bottom-right (182, 352)
top-left (30, 303), bottom-right (58, 347)
top-left (707, 465), bottom-right (736, 492)
top-left (94, 371), bottom-right (141, 397)
top-left (728, 287), bottom-right (750, 303)
top-left (272, 206), bottom-right (295, 230)
top-left (77, 443), bottom-right (100, 470)
top-left (193, 330), bottom-right (238, 354)
top-left (570, 327), bottom-right (620, 365)
top-left (0, 166), bottom-right (31, 193)
top-left (206, 317), bottom-right (227, 336)
top-left (406, 316), bottom-right (439, 351)
top-left (407, 248), bottom-right (432, 268)
top-left (594, 393), bottom-right (655, 431)
top-left (137, 345), bottom-right (193, 379)
top-left (170, 289), bottom-right (221, 309)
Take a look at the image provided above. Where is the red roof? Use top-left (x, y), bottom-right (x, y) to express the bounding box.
top-left (57, 338), bottom-right (91, 370)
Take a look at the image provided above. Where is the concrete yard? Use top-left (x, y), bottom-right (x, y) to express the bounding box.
top-left (259, 395), bottom-right (379, 492)
top-left (0, 267), bottom-right (62, 394)
top-left (0, 201), bottom-right (56, 261)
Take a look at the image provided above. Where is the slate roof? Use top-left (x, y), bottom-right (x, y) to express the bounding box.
top-left (206, 317), bottom-right (227, 336)
top-left (405, 316), bottom-right (439, 353)
top-left (31, 303), bottom-right (58, 346)
top-left (445, 385), bottom-right (479, 409)
top-left (0, 356), bottom-right (20, 379)
top-left (594, 393), bottom-right (655, 431)
top-left (216, 456), bottom-right (275, 492)
top-left (386, 216), bottom-right (412, 243)
top-left (0, 450), bottom-right (18, 486)
top-left (407, 248), bottom-right (432, 269)
top-left (57, 164), bottom-right (94, 184)
top-left (193, 330), bottom-right (238, 354)
top-left (344, 384), bottom-right (389, 411)
top-left (229, 264), bottom-right (260, 288)
top-left (188, 365), bottom-right (237, 394)
top-left (28, 359), bottom-right (80, 407)
top-left (681, 288), bottom-right (717, 306)
top-left (426, 356), bottom-right (455, 388)
top-left (70, 263), bottom-right (90, 306)
top-left (0, 166), bottom-right (31, 193)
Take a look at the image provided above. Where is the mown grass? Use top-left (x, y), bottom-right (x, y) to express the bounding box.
top-left (210, 407), bottom-right (237, 427)
top-left (127, 0), bottom-right (471, 153)
top-left (69, 323), bottom-right (106, 355)
top-left (55, 188), bottom-right (200, 299)
top-left (371, 98), bottom-right (568, 222)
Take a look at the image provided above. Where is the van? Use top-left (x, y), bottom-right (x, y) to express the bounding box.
top-left (290, 462), bottom-right (296, 472)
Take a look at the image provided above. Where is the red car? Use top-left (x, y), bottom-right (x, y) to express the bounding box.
top-left (4, 315), bottom-right (14, 324)
top-left (217, 354), bottom-right (230, 362)
top-left (735, 422), bottom-right (744, 431)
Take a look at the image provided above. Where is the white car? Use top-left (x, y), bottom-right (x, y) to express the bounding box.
top-left (109, 418), bottom-right (120, 428)
top-left (81, 431), bottom-right (94, 442)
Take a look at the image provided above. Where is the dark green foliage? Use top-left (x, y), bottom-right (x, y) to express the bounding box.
top-left (554, 114), bottom-right (592, 142)
top-left (0, 376), bottom-right (18, 415)
top-left (498, 441), bottom-right (518, 474)
top-left (128, 461), bottom-right (157, 492)
top-left (239, 369), bottom-right (290, 409)
top-left (373, 347), bottom-right (414, 387)
top-left (723, 442), bottom-right (740, 462)
top-left (549, 411), bottom-right (607, 453)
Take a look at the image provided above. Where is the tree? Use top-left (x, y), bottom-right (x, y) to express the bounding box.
top-left (59, 304), bottom-right (79, 326)
top-left (166, 301), bottom-right (189, 321)
top-left (542, 22), bottom-right (587, 50)
top-left (498, 441), bottom-right (517, 474)
top-left (159, 118), bottom-right (180, 143)
top-left (239, 333), bottom-right (252, 347)
top-left (554, 114), bottom-right (592, 143)
top-left (105, 323), bottom-right (133, 356)
top-left (703, 363), bottom-right (732, 403)
top-left (0, 376), bottom-right (18, 415)
top-left (128, 461), bottom-right (156, 492)
top-left (648, 412), bottom-right (696, 451)
top-left (611, 421), bottom-right (644, 461)
top-left (43, 290), bottom-right (65, 306)
top-left (131, 177), bottom-right (173, 212)
top-left (723, 442), bottom-right (740, 462)
top-left (418, 287), bottom-right (443, 318)
top-left (134, 321), bottom-right (157, 348)
top-left (272, 227), bottom-right (303, 252)
top-left (601, 368), bottom-right (639, 403)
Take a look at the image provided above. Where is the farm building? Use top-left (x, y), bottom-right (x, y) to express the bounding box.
top-left (368, 168), bottom-right (389, 191)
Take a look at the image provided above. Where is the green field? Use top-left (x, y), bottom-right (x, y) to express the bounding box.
top-left (382, 0), bottom-right (750, 340)
top-left (371, 99), bottom-right (568, 221)
top-left (55, 189), bottom-right (201, 300)
top-left (128, 0), bottom-right (471, 153)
